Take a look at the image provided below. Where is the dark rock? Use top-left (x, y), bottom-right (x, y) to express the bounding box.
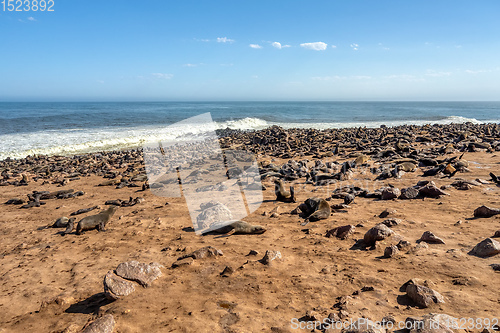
top-left (469, 238), bottom-right (500, 258)
top-left (418, 231), bottom-right (445, 244)
top-left (220, 266), bottom-right (234, 277)
top-left (171, 257), bottom-right (194, 268)
top-left (397, 239), bottom-right (411, 250)
top-left (363, 224), bottom-right (394, 245)
top-left (381, 218), bottom-right (401, 227)
top-left (473, 205), bottom-right (500, 218)
top-left (381, 187), bottom-right (401, 200)
top-left (384, 245), bottom-right (399, 258)
top-left (418, 185), bottom-right (449, 198)
top-left (325, 225), bottom-right (356, 240)
top-left (406, 283), bottom-right (445, 308)
top-left (379, 208), bottom-right (397, 218)
top-left (400, 187), bottom-right (419, 200)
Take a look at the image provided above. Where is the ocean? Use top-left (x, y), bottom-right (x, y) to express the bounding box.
top-left (1, 101), bottom-right (499, 160)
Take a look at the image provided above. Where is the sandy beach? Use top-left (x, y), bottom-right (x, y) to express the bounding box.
top-left (1, 123), bottom-right (499, 333)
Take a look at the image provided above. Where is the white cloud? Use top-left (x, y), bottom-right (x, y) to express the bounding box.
top-left (331, 45), bottom-right (337, 49)
top-left (217, 37), bottom-right (234, 43)
top-left (300, 42), bottom-right (327, 51)
top-left (350, 43), bottom-right (359, 51)
top-left (272, 42), bottom-right (282, 49)
top-left (312, 75), bottom-right (371, 81)
top-left (465, 69), bottom-right (491, 74)
top-left (27, 17), bottom-right (36, 21)
top-left (152, 73), bottom-right (173, 79)
top-left (249, 44), bottom-right (262, 49)
top-left (378, 43), bottom-right (389, 50)
top-left (425, 70), bottom-right (451, 77)
top-left (183, 63), bottom-right (203, 67)
top-left (270, 41), bottom-right (290, 49)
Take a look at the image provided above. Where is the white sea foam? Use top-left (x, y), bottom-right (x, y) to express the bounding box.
top-left (0, 115), bottom-right (495, 160)
top-left (274, 115), bottom-right (485, 130)
top-left (0, 117), bottom-right (270, 160)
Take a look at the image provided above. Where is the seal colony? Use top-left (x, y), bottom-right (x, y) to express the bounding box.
top-left (0, 122), bottom-right (500, 332)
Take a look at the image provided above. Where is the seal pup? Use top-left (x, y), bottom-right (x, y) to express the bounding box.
top-left (76, 206), bottom-right (118, 235)
top-left (490, 172), bottom-right (500, 185)
top-left (399, 162), bottom-right (417, 172)
top-left (274, 179), bottom-right (296, 203)
top-left (203, 221), bottom-right (266, 235)
top-left (422, 164), bottom-right (445, 177)
top-left (301, 197), bottom-right (331, 226)
top-left (61, 218), bottom-right (76, 235)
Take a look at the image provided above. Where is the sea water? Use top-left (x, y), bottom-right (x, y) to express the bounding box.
top-left (0, 101), bottom-right (499, 160)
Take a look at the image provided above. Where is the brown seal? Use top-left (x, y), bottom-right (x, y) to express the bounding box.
top-left (76, 206), bottom-right (118, 235)
top-left (203, 220), bottom-right (266, 235)
top-left (301, 197), bottom-right (331, 226)
top-left (399, 162), bottom-right (417, 172)
top-left (274, 179), bottom-right (296, 202)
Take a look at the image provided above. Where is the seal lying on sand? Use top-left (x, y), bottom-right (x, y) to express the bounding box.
top-left (37, 216), bottom-right (75, 230)
top-left (76, 206), bottom-right (118, 235)
top-left (275, 179), bottom-right (296, 202)
top-left (300, 197), bottom-right (331, 226)
top-left (202, 220), bottom-right (266, 235)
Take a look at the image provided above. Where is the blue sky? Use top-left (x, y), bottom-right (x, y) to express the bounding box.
top-left (1, 1), bottom-right (499, 101)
